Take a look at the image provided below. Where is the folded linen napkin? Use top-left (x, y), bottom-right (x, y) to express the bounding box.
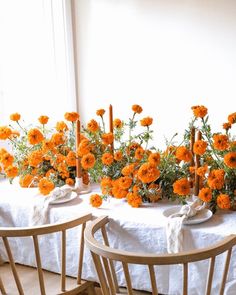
top-left (166, 197), bottom-right (205, 253)
top-left (30, 185), bottom-right (73, 226)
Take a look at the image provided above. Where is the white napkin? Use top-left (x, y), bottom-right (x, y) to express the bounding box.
top-left (30, 185), bottom-right (73, 226)
top-left (166, 197), bottom-right (205, 253)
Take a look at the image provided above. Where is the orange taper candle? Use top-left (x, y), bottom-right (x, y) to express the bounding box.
top-left (109, 104), bottom-right (114, 153)
top-left (76, 119), bottom-right (82, 178)
top-left (194, 130), bottom-right (202, 196)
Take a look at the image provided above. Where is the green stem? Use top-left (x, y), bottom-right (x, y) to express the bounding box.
top-left (16, 121), bottom-right (27, 134)
top-left (144, 126), bottom-right (150, 150)
top-left (101, 116), bottom-right (105, 133)
top-left (201, 118), bottom-right (223, 168)
top-left (129, 113), bottom-right (136, 144)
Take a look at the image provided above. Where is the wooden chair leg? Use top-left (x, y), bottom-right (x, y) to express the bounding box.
top-left (0, 276), bottom-right (6, 295)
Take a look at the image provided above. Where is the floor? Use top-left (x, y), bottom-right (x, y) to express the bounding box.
top-left (0, 263), bottom-right (151, 295)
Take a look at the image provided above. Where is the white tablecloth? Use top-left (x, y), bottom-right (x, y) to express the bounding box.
top-left (1, 179), bottom-right (236, 295)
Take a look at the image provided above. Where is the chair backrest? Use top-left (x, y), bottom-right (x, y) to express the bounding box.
top-left (0, 212), bottom-right (93, 295)
top-left (84, 215), bottom-right (236, 295)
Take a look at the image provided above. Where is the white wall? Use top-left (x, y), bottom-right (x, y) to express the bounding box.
top-left (75, 0), bottom-right (236, 148)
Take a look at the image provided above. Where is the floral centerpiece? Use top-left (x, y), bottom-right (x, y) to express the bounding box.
top-left (81, 105), bottom-right (163, 208)
top-left (1, 104), bottom-right (236, 212)
top-left (0, 112), bottom-right (85, 195)
top-left (183, 106), bottom-right (236, 212)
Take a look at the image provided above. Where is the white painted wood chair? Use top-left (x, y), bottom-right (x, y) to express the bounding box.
top-left (84, 215), bottom-right (236, 295)
top-left (0, 213), bottom-right (95, 295)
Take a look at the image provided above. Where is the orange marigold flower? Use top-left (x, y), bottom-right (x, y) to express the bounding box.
top-left (28, 150), bottom-right (43, 167)
top-left (0, 152), bottom-right (14, 167)
top-left (102, 133), bottom-right (114, 145)
top-left (132, 185), bottom-right (140, 194)
top-left (176, 146), bottom-right (192, 162)
top-left (0, 126), bottom-right (12, 140)
top-left (56, 121), bottom-right (68, 132)
top-left (193, 140), bottom-right (207, 155)
top-left (135, 147), bottom-right (144, 160)
top-left (102, 153), bottom-right (113, 166)
top-left (191, 105), bottom-right (208, 118)
top-left (198, 187), bottom-right (212, 202)
top-left (90, 194), bottom-right (103, 207)
top-left (77, 139), bottom-right (93, 157)
top-left (101, 177), bottom-right (112, 195)
top-left (38, 178), bottom-right (55, 195)
top-left (213, 134), bottom-right (229, 151)
top-left (38, 115), bottom-right (49, 125)
top-left (64, 112), bottom-right (79, 122)
top-left (132, 105), bottom-right (143, 114)
top-left (217, 194), bottom-right (231, 209)
top-left (223, 122), bottom-right (231, 131)
top-left (28, 128), bottom-right (44, 145)
top-left (19, 174), bottom-right (35, 188)
top-left (112, 185), bottom-right (128, 199)
top-left (119, 176), bottom-right (133, 190)
top-left (114, 151), bottom-right (123, 161)
top-left (10, 113), bottom-right (21, 121)
top-left (5, 165), bottom-right (18, 178)
top-left (53, 153), bottom-right (65, 165)
top-left (228, 112), bottom-right (236, 124)
top-left (87, 119), bottom-right (99, 132)
top-left (66, 178), bottom-right (74, 186)
top-left (138, 163), bottom-right (160, 184)
top-left (127, 192), bottom-right (142, 208)
top-left (207, 169), bottom-right (225, 190)
top-left (148, 152), bottom-right (161, 166)
top-left (66, 151), bottom-right (76, 167)
top-left (224, 152), bottom-right (236, 168)
top-left (173, 178), bottom-right (190, 196)
top-left (96, 109), bottom-right (105, 117)
top-left (197, 165), bottom-right (208, 177)
top-left (122, 164), bottom-right (135, 176)
top-left (140, 117), bottom-right (153, 127)
top-left (42, 140), bottom-right (54, 153)
top-left (51, 132), bottom-right (65, 146)
top-left (113, 118), bottom-right (123, 128)
top-left (81, 153), bottom-right (96, 169)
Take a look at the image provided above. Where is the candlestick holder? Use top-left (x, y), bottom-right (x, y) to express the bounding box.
top-left (74, 177), bottom-right (91, 194)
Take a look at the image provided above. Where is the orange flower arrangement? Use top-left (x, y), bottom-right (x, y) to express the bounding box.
top-left (0, 111), bottom-right (82, 195)
top-left (2, 103), bottom-right (236, 212)
top-left (85, 104), bottom-right (162, 207)
top-left (186, 104), bottom-right (236, 212)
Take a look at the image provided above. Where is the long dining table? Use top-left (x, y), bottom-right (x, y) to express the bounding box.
top-left (0, 178), bottom-right (236, 295)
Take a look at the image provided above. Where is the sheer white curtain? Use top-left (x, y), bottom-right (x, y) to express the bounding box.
top-left (0, 0), bottom-right (76, 126)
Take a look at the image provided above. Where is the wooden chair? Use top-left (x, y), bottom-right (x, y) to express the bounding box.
top-left (84, 215), bottom-right (236, 295)
top-left (0, 213), bottom-right (95, 295)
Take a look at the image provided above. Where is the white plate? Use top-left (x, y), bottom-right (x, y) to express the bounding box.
top-left (49, 192), bottom-right (78, 205)
top-left (163, 206), bottom-right (213, 225)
